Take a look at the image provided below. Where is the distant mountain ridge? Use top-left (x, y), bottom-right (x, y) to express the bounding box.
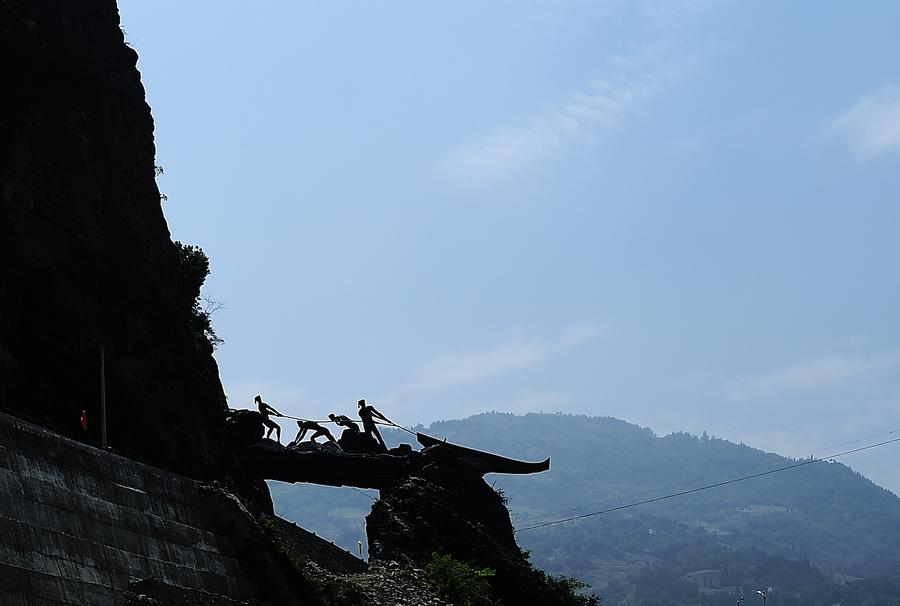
top-left (271, 412), bottom-right (900, 605)
top-left (426, 413), bottom-right (900, 563)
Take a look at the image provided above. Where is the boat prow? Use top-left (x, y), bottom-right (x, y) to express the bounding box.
top-left (416, 432), bottom-right (550, 475)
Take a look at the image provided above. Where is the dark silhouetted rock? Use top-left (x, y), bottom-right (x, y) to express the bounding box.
top-left (338, 427), bottom-right (384, 454)
top-left (0, 0), bottom-right (235, 484)
top-left (388, 443), bottom-right (414, 456)
top-left (367, 465), bottom-right (589, 606)
top-left (237, 437), bottom-right (415, 490)
top-left (225, 409), bottom-right (264, 448)
top-left (366, 455), bottom-right (518, 560)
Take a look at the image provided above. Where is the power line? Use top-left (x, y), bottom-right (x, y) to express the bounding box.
top-left (514, 435), bottom-right (900, 533)
top-left (521, 427), bottom-right (899, 528)
top-left (804, 428), bottom-right (895, 458)
top-left (351, 487), bottom-right (378, 501)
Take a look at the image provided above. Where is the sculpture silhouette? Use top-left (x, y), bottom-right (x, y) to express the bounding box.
top-left (290, 420), bottom-right (336, 446)
top-left (254, 395), bottom-right (283, 443)
top-left (224, 406), bottom-right (551, 488)
top-left (357, 399), bottom-right (388, 451)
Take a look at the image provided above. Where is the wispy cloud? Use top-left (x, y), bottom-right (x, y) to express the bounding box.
top-left (445, 1), bottom-right (712, 184)
top-left (447, 125), bottom-right (562, 184)
top-left (725, 352), bottom-right (900, 401)
top-left (404, 322), bottom-right (607, 393)
top-left (831, 85), bottom-right (900, 157)
top-left (446, 53), bottom-right (684, 184)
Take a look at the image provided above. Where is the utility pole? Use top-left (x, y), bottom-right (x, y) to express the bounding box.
top-left (100, 346), bottom-right (107, 449)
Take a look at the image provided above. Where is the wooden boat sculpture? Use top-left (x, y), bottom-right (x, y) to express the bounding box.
top-left (416, 433), bottom-right (550, 475)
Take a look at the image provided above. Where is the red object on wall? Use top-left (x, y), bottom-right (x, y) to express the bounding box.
top-left (80, 410), bottom-right (87, 432)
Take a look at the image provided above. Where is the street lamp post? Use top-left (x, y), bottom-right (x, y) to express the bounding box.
top-left (756, 589), bottom-right (767, 606)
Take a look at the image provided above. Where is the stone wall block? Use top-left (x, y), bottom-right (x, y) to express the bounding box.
top-left (77, 581), bottom-right (121, 606)
top-left (164, 542), bottom-right (197, 569)
top-left (221, 556), bottom-right (249, 580)
top-left (114, 483), bottom-right (151, 511)
top-left (209, 532), bottom-right (238, 559)
top-left (198, 570), bottom-right (243, 597)
top-left (0, 444), bottom-right (15, 471)
top-left (0, 562), bottom-right (34, 595)
top-left (28, 572), bottom-right (65, 603)
top-left (0, 412), bottom-right (261, 603)
top-left (0, 468), bottom-right (25, 498)
top-left (141, 535), bottom-right (163, 560)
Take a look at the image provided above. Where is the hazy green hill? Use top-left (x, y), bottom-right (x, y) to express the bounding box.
top-left (270, 412), bottom-right (900, 605)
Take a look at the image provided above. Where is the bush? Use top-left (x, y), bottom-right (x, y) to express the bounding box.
top-left (534, 568), bottom-right (601, 606)
top-left (174, 241), bottom-right (223, 350)
top-left (425, 553), bottom-right (501, 606)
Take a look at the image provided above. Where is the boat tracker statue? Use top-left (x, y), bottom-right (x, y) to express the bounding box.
top-left (224, 405), bottom-right (550, 491)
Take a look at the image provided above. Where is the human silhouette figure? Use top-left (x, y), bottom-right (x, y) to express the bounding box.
top-left (329, 413), bottom-right (360, 433)
top-left (254, 395), bottom-right (283, 443)
top-left (357, 399), bottom-right (388, 450)
top-left (290, 420), bottom-right (336, 445)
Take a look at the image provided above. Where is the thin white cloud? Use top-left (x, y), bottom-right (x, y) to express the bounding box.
top-left (446, 55), bottom-right (683, 184)
top-left (447, 124), bottom-right (561, 183)
top-left (832, 85), bottom-right (900, 157)
top-left (725, 352), bottom-right (900, 401)
top-left (445, 1), bottom-right (711, 184)
top-left (405, 322), bottom-right (607, 393)
top-left (558, 322), bottom-right (609, 348)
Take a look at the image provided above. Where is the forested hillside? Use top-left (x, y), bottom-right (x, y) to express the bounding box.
top-left (270, 413), bottom-right (900, 605)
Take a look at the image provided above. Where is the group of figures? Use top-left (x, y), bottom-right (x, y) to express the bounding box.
top-left (254, 395), bottom-right (392, 452)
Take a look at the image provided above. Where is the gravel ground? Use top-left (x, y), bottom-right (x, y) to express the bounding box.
top-left (313, 559), bottom-right (452, 606)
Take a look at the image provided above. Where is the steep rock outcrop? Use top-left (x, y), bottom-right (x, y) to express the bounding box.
top-left (367, 461), bottom-right (592, 606)
top-left (0, 0), bottom-right (234, 482)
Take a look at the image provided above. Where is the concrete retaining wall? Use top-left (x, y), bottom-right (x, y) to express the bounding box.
top-left (0, 411), bottom-right (258, 605)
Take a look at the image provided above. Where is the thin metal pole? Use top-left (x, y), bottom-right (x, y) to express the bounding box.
top-left (100, 346), bottom-right (107, 449)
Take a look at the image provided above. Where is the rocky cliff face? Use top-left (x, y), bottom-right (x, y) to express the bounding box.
top-left (367, 458), bottom-right (595, 606)
top-left (0, 0), bottom-right (233, 482)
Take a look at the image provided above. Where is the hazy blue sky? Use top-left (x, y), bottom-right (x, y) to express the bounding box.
top-left (119, 1), bottom-right (900, 494)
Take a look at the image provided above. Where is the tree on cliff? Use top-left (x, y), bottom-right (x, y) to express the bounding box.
top-left (174, 241), bottom-right (224, 350)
